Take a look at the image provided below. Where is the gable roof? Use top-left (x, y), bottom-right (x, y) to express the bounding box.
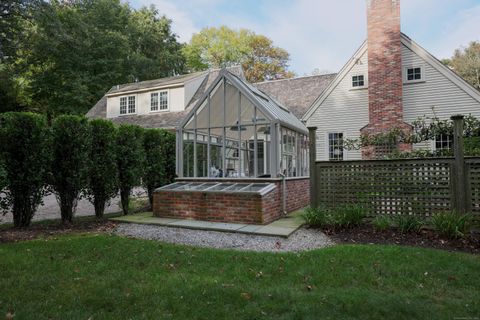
top-left (106, 71), bottom-right (208, 96)
top-left (85, 66), bottom-right (245, 129)
top-left (254, 73), bottom-right (336, 119)
top-left (303, 33), bottom-right (480, 122)
top-left (180, 69), bottom-right (308, 134)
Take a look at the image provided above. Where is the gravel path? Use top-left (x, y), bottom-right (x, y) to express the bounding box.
top-left (0, 188), bottom-right (146, 224)
top-left (115, 223), bottom-right (334, 252)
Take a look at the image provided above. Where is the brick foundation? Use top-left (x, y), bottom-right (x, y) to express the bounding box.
top-left (153, 177), bottom-right (309, 224)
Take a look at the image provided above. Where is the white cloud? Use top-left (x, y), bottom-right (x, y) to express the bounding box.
top-left (134, 0), bottom-right (480, 75)
top-left (137, 0), bottom-right (199, 41)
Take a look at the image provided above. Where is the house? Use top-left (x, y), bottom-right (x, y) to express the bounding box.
top-left (86, 66), bottom-right (246, 130)
top-left (303, 0), bottom-right (480, 161)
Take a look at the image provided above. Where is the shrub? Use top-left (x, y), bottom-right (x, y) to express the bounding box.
top-left (301, 206), bottom-right (330, 228)
top-left (0, 112), bottom-right (50, 228)
top-left (86, 119), bottom-right (118, 218)
top-left (395, 215), bottom-right (423, 234)
top-left (330, 204), bottom-right (366, 229)
top-left (432, 212), bottom-right (472, 239)
top-left (143, 129), bottom-right (176, 207)
top-left (116, 124), bottom-right (145, 215)
top-left (372, 215), bottom-right (392, 232)
top-left (50, 115), bottom-right (91, 223)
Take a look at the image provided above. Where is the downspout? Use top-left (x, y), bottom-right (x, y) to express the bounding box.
top-left (278, 172), bottom-right (287, 215)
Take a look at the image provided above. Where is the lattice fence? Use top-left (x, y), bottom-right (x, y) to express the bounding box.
top-left (313, 158), bottom-right (480, 217)
top-left (466, 158), bottom-right (480, 215)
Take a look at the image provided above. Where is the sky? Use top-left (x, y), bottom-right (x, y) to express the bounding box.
top-left (129, 0), bottom-right (480, 76)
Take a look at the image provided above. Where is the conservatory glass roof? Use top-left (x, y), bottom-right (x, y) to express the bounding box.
top-left (158, 182), bottom-right (275, 194)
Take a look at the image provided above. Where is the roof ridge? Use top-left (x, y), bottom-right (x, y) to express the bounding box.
top-left (254, 73), bottom-right (337, 85)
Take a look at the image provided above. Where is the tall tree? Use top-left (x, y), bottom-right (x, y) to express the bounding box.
top-left (183, 26), bottom-right (294, 82)
top-left (8, 0), bottom-right (185, 116)
top-left (444, 41), bottom-right (480, 90)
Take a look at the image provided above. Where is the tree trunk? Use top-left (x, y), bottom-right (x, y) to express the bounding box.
top-left (94, 197), bottom-right (105, 218)
top-left (120, 188), bottom-right (131, 215)
top-left (147, 186), bottom-right (154, 209)
top-left (59, 194), bottom-right (74, 224)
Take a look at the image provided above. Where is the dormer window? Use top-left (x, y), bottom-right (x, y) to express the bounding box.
top-left (151, 91), bottom-right (168, 112)
top-left (404, 66), bottom-right (424, 83)
top-left (120, 96), bottom-right (136, 115)
top-left (352, 75), bottom-right (365, 88)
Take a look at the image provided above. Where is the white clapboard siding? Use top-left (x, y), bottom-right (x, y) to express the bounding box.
top-left (306, 35), bottom-right (480, 161)
top-left (306, 49), bottom-right (369, 161)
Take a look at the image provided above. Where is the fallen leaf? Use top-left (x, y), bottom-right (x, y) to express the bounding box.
top-left (241, 292), bottom-right (251, 300)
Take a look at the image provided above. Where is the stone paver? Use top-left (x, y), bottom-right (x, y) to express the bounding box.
top-left (110, 210), bottom-right (305, 238)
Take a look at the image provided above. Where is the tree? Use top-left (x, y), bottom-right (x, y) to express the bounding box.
top-left (8, 0), bottom-right (185, 116)
top-left (183, 26), bottom-right (294, 82)
top-left (447, 41), bottom-right (480, 90)
top-left (86, 119), bottom-right (118, 218)
top-left (116, 124), bottom-right (144, 215)
top-left (143, 129), bottom-right (175, 207)
top-left (50, 115), bottom-right (91, 223)
top-left (0, 112), bottom-right (50, 228)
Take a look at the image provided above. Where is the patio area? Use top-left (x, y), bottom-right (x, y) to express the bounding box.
top-left (110, 210), bottom-right (305, 237)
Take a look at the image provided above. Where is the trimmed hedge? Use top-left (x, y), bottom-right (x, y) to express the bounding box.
top-left (0, 112), bottom-right (51, 228)
top-left (86, 119), bottom-right (118, 218)
top-left (50, 115), bottom-right (91, 223)
top-left (1, 112), bottom-right (176, 224)
top-left (116, 124), bottom-right (145, 215)
top-left (143, 129), bottom-right (176, 207)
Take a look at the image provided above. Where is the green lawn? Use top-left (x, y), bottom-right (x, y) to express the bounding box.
top-left (0, 234), bottom-right (479, 319)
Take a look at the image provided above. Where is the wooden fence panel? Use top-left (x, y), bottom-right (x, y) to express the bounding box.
top-left (315, 158), bottom-right (456, 217)
top-left (466, 158), bottom-right (480, 215)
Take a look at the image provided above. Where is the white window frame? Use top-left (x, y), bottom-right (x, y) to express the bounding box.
top-left (404, 66), bottom-right (425, 84)
top-left (351, 74), bottom-right (367, 89)
top-left (327, 132), bottom-right (345, 161)
top-left (150, 90), bottom-right (169, 112)
top-left (434, 133), bottom-right (453, 152)
top-left (119, 95), bottom-right (136, 115)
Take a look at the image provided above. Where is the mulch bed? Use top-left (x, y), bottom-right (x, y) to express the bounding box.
top-left (323, 225), bottom-right (480, 254)
top-left (0, 219), bottom-right (118, 243)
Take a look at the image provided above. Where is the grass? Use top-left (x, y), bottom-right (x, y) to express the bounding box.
top-left (0, 234), bottom-right (479, 319)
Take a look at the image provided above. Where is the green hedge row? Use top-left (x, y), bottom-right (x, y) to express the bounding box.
top-left (0, 112), bottom-right (176, 228)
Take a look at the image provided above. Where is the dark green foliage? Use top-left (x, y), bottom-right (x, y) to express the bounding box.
top-left (86, 119), bottom-right (118, 218)
top-left (50, 115), bottom-right (90, 223)
top-left (395, 215), bottom-right (424, 234)
top-left (116, 124), bottom-right (144, 215)
top-left (301, 206), bottom-right (329, 228)
top-left (372, 215), bottom-right (392, 232)
top-left (329, 204), bottom-right (366, 229)
top-left (143, 129), bottom-right (176, 207)
top-left (0, 112), bottom-right (50, 227)
top-left (432, 212), bottom-right (472, 239)
top-left (7, 0), bottom-right (185, 116)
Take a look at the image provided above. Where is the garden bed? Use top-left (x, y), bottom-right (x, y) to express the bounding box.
top-left (0, 218), bottom-right (118, 243)
top-left (322, 225), bottom-right (480, 254)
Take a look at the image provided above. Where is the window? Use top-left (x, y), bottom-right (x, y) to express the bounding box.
top-left (328, 133), bottom-right (344, 161)
top-left (151, 91), bottom-right (168, 112)
top-left (120, 97), bottom-right (127, 115)
top-left (405, 67), bottom-right (424, 82)
top-left (120, 96), bottom-right (136, 115)
top-left (352, 75), bottom-right (365, 88)
top-left (128, 96), bottom-right (136, 114)
top-left (435, 133), bottom-right (453, 151)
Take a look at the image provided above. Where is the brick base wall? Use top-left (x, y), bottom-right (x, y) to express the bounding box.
top-left (153, 177), bottom-right (310, 224)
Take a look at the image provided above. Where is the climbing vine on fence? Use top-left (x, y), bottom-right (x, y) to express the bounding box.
top-left (343, 115), bottom-right (480, 158)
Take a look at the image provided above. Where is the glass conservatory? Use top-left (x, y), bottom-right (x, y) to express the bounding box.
top-left (176, 70), bottom-right (309, 179)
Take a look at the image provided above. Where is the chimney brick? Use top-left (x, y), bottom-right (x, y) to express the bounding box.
top-left (361, 0), bottom-right (412, 159)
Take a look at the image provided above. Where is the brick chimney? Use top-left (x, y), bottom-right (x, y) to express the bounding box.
top-left (360, 0), bottom-right (412, 159)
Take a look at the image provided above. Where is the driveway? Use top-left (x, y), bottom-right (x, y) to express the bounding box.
top-left (0, 188), bottom-right (146, 224)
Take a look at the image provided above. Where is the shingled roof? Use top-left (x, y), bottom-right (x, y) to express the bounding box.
top-left (85, 66), bottom-right (245, 129)
top-left (254, 73), bottom-right (336, 119)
